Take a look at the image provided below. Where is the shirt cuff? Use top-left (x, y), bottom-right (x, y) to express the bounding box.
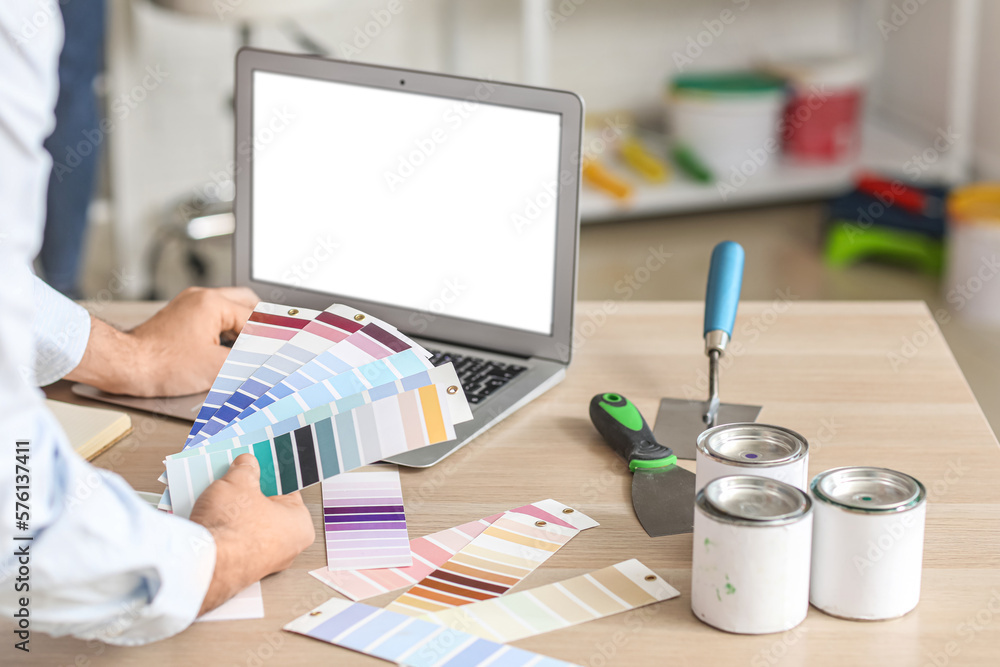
top-left (32, 274), bottom-right (91, 386)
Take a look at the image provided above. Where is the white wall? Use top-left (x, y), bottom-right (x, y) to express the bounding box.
top-left (973, 0), bottom-right (1000, 179)
top-left (104, 0), bottom-right (989, 295)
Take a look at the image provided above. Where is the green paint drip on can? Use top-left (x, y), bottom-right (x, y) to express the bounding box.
top-left (725, 583), bottom-right (736, 595)
top-left (716, 588), bottom-right (722, 602)
top-left (704, 538), bottom-right (712, 551)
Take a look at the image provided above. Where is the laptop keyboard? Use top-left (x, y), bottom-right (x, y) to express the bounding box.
top-left (427, 349), bottom-right (527, 405)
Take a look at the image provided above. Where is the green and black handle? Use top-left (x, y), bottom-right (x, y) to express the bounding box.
top-left (589, 393), bottom-right (677, 471)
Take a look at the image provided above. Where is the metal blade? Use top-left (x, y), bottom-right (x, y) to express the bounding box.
top-left (652, 398), bottom-right (762, 460)
top-left (631, 465), bottom-right (697, 537)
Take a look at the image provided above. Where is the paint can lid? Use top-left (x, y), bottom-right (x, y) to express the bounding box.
top-left (698, 475), bottom-right (811, 526)
top-left (811, 467), bottom-right (925, 513)
top-left (698, 423), bottom-right (808, 467)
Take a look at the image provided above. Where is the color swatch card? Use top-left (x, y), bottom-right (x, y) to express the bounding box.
top-left (189, 305), bottom-right (425, 449)
top-left (285, 597), bottom-right (581, 667)
top-left (385, 507), bottom-right (597, 617)
top-left (187, 303), bottom-right (321, 444)
top-left (420, 559), bottom-right (680, 643)
top-left (227, 325), bottom-right (431, 429)
top-left (196, 353), bottom-right (443, 450)
top-left (188, 303), bottom-right (370, 448)
top-left (310, 500), bottom-right (598, 601)
top-left (166, 384), bottom-right (471, 518)
top-left (323, 465), bottom-right (411, 571)
top-left (197, 581), bottom-right (264, 623)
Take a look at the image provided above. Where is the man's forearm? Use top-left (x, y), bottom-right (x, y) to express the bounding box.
top-left (64, 315), bottom-right (146, 394)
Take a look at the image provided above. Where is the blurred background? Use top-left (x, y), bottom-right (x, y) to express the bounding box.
top-left (37, 0), bottom-right (999, 431)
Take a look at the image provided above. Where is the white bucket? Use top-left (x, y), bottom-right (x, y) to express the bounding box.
top-left (945, 184), bottom-right (1000, 326)
top-left (692, 476), bottom-right (813, 634)
top-left (810, 467), bottom-right (926, 620)
top-left (695, 423), bottom-right (809, 493)
top-left (668, 73), bottom-right (786, 179)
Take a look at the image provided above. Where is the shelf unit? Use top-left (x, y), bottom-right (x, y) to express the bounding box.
top-left (579, 121), bottom-right (959, 222)
top-left (504, 0), bottom-right (982, 224)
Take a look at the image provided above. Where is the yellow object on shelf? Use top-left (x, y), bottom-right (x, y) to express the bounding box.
top-left (582, 157), bottom-right (633, 201)
top-left (620, 136), bottom-right (671, 183)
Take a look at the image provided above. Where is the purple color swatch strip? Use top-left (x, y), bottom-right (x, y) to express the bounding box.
top-left (322, 465), bottom-right (412, 571)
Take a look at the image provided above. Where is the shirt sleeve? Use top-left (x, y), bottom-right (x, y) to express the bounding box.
top-left (32, 274), bottom-right (91, 386)
top-left (0, 0), bottom-right (217, 646)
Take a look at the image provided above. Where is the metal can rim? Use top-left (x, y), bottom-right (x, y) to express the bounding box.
top-left (697, 422), bottom-right (809, 468)
top-left (810, 466), bottom-right (926, 514)
top-left (696, 475), bottom-right (812, 527)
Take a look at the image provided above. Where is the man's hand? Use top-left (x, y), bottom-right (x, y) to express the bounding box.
top-left (66, 286), bottom-right (259, 397)
top-left (190, 454), bottom-right (316, 616)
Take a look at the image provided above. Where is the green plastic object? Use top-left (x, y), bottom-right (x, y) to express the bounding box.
top-left (598, 392), bottom-right (643, 431)
top-left (825, 220), bottom-right (944, 275)
top-left (671, 72), bottom-right (786, 95)
top-left (672, 144), bottom-right (714, 183)
top-left (589, 393), bottom-right (677, 471)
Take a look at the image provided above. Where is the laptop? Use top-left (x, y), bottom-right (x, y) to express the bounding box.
top-left (231, 48), bottom-right (583, 467)
top-left (73, 49), bottom-right (582, 466)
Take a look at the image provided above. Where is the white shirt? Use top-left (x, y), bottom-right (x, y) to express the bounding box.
top-left (0, 1), bottom-right (216, 646)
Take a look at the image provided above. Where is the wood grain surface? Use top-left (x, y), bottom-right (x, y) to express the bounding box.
top-left (27, 300), bottom-right (1000, 667)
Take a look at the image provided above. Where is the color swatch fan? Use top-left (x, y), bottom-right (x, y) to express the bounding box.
top-left (160, 302), bottom-right (472, 518)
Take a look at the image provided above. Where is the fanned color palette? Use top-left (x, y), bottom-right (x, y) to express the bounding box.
top-left (188, 304), bottom-right (373, 448)
top-left (385, 508), bottom-right (596, 617)
top-left (310, 500), bottom-right (596, 601)
top-left (421, 559), bottom-right (680, 642)
top-left (284, 598), bottom-right (580, 667)
top-left (166, 383), bottom-right (469, 518)
top-left (187, 303), bottom-right (320, 444)
top-left (323, 465), bottom-right (411, 571)
top-left (196, 362), bottom-right (453, 453)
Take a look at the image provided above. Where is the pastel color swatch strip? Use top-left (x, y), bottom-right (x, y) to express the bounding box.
top-left (165, 384), bottom-right (460, 518)
top-left (323, 465), bottom-right (412, 571)
top-left (420, 559), bottom-right (680, 643)
top-left (187, 303), bottom-right (319, 443)
top-left (167, 365), bottom-right (469, 460)
top-left (187, 304), bottom-right (370, 448)
top-left (233, 326), bottom-right (431, 425)
top-left (309, 500), bottom-right (598, 601)
top-left (284, 598), bottom-right (580, 667)
top-left (198, 354), bottom-right (445, 450)
top-left (385, 510), bottom-right (590, 616)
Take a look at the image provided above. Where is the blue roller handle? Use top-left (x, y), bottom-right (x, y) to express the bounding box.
top-left (703, 241), bottom-right (745, 338)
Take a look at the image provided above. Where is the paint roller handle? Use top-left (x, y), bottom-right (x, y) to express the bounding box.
top-left (703, 240), bottom-right (745, 355)
top-left (589, 393), bottom-right (677, 473)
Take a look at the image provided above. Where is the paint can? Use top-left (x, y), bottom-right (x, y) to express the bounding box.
top-left (691, 475), bottom-right (813, 634)
top-left (695, 423), bottom-right (809, 492)
top-left (809, 466), bottom-right (927, 620)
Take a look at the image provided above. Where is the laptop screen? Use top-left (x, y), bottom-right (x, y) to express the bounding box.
top-left (250, 71), bottom-right (563, 336)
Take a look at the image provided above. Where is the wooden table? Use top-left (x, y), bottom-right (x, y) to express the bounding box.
top-left (34, 300), bottom-right (1000, 666)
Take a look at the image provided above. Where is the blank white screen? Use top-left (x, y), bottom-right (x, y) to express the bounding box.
top-left (251, 71), bottom-right (562, 335)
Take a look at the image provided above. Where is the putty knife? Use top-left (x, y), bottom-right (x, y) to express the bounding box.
top-left (589, 393), bottom-right (695, 537)
top-left (653, 241), bottom-right (762, 460)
